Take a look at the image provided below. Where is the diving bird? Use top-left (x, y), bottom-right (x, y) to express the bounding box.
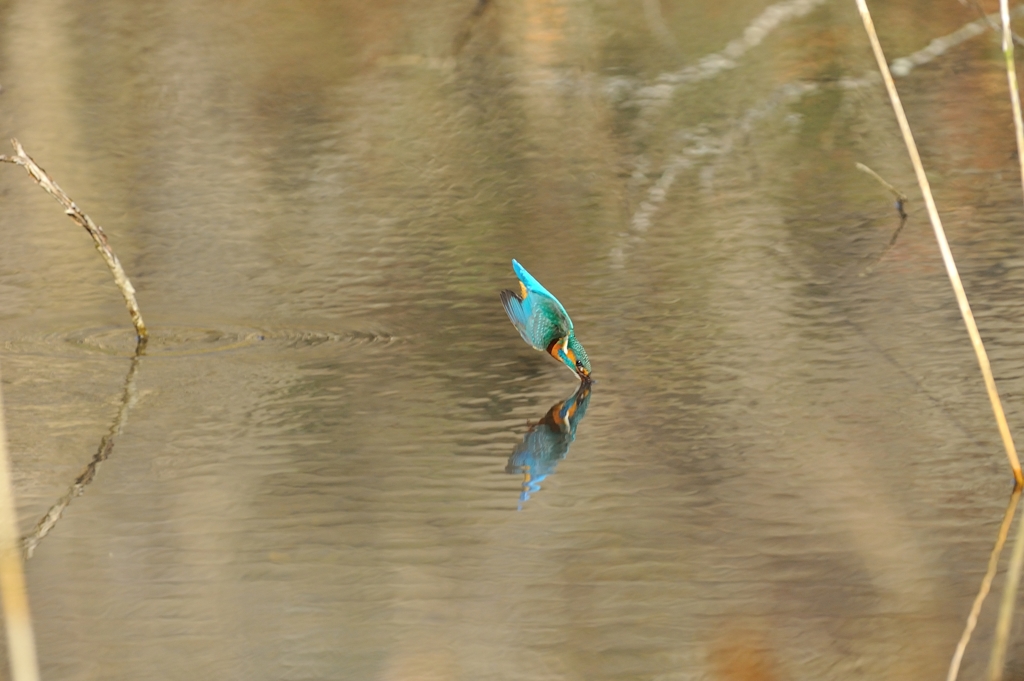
top-left (500, 259), bottom-right (591, 381)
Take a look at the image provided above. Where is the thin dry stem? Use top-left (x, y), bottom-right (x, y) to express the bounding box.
top-left (0, 139), bottom-right (147, 345)
top-left (981, 11), bottom-right (1024, 677)
top-left (947, 489), bottom-right (1021, 681)
top-left (855, 162), bottom-right (908, 203)
top-left (988, 494), bottom-right (1024, 681)
top-left (0, 368), bottom-right (41, 681)
top-left (855, 0), bottom-right (1024, 488)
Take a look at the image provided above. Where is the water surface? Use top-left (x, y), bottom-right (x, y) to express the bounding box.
top-left (1, 0), bottom-right (1024, 679)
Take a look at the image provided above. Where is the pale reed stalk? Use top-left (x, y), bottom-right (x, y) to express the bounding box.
top-left (1002, 0), bottom-right (1024, 204)
top-left (980, 7), bottom-right (1024, 680)
top-left (854, 0), bottom-right (1023, 487)
top-left (988, 498), bottom-right (1024, 681)
top-left (947, 490), bottom-right (1020, 681)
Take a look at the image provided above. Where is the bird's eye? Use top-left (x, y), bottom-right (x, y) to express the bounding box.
top-left (575, 360), bottom-right (584, 369)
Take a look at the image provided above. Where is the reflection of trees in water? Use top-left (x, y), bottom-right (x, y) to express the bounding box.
top-left (506, 381), bottom-right (591, 509)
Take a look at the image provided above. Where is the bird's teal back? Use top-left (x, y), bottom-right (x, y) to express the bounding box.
top-left (512, 259), bottom-right (573, 330)
top-left (501, 260), bottom-right (574, 351)
top-left (501, 294), bottom-right (568, 351)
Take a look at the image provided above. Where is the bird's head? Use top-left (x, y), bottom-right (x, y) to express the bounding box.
top-left (557, 335), bottom-right (591, 382)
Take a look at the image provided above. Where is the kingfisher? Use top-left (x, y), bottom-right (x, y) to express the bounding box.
top-left (500, 259), bottom-right (591, 381)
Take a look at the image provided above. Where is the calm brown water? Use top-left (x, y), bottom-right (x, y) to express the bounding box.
top-left (1, 0), bottom-right (1024, 679)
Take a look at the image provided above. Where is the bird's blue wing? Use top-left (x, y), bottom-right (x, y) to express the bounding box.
top-left (500, 287), bottom-right (569, 351)
top-left (500, 289), bottom-right (535, 347)
top-left (512, 259), bottom-right (574, 332)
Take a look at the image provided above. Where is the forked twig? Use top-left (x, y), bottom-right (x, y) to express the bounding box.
top-left (0, 139), bottom-right (147, 347)
top-left (856, 162), bottom-right (909, 276)
top-left (855, 0), bottom-right (1024, 488)
top-left (856, 162), bottom-right (908, 206)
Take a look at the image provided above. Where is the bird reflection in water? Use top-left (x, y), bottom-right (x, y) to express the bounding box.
top-left (506, 381), bottom-right (592, 509)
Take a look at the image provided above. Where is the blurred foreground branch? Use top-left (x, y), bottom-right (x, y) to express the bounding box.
top-left (0, 369), bottom-right (40, 681)
top-left (0, 139), bottom-right (147, 348)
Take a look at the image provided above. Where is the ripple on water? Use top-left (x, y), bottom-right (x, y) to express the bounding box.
top-left (270, 329), bottom-right (397, 348)
top-left (1, 326), bottom-right (397, 358)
